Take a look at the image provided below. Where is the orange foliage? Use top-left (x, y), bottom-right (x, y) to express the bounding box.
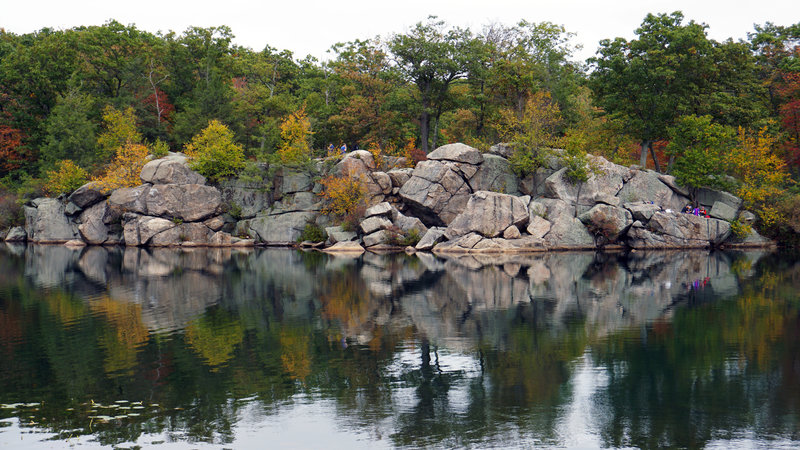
top-left (319, 168), bottom-right (367, 224)
top-left (0, 124), bottom-right (27, 173)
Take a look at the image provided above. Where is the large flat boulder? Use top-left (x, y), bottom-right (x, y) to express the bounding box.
top-left (140, 157), bottom-right (206, 185)
top-left (627, 211), bottom-right (731, 248)
top-left (427, 143), bottom-right (484, 165)
top-left (578, 204), bottom-right (633, 242)
top-left (398, 160), bottom-right (473, 226)
top-left (122, 215), bottom-right (176, 246)
top-left (697, 188), bottom-right (742, 211)
top-left (445, 191), bottom-right (528, 239)
top-left (616, 170), bottom-right (687, 211)
top-left (24, 198), bottom-right (79, 243)
top-left (247, 211), bottom-right (316, 245)
top-left (145, 184), bottom-right (222, 222)
top-left (470, 154), bottom-right (520, 195)
top-left (67, 182), bottom-right (108, 208)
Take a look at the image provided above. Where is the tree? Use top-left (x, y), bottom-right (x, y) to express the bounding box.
top-left (92, 142), bottom-right (150, 191)
top-left (96, 105), bottom-right (142, 163)
top-left (590, 12), bottom-right (723, 171)
top-left (40, 89), bottom-right (97, 170)
top-left (184, 119), bottom-right (245, 182)
top-left (276, 106), bottom-right (313, 165)
top-left (666, 115), bottom-right (736, 204)
top-left (389, 17), bottom-right (477, 152)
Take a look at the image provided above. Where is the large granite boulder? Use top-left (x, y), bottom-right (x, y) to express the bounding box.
top-left (433, 232), bottom-right (546, 253)
top-left (427, 143), bottom-right (484, 165)
top-left (697, 188), bottom-right (742, 211)
top-left (24, 198), bottom-right (79, 243)
top-left (624, 202), bottom-right (661, 222)
top-left (67, 182), bottom-right (107, 209)
top-left (627, 211), bottom-right (731, 248)
top-left (709, 201), bottom-right (738, 222)
top-left (77, 201), bottom-right (112, 244)
top-left (140, 155), bottom-right (206, 185)
top-left (108, 185), bottom-right (151, 216)
top-left (122, 215), bottom-right (176, 246)
top-left (470, 154), bottom-right (520, 195)
top-left (149, 222), bottom-right (214, 246)
top-left (219, 179), bottom-right (271, 220)
top-left (445, 191), bottom-right (528, 239)
top-left (247, 211), bottom-right (316, 245)
top-left (578, 204), bottom-right (633, 242)
top-left (531, 198), bottom-right (595, 249)
top-left (616, 170), bottom-right (687, 211)
top-left (4, 226), bottom-right (27, 242)
top-left (274, 170), bottom-right (313, 198)
top-left (544, 156), bottom-right (630, 206)
top-left (144, 184), bottom-right (222, 222)
top-left (398, 159), bottom-right (474, 226)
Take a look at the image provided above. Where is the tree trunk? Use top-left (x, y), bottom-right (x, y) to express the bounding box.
top-left (649, 144), bottom-right (661, 173)
top-left (639, 140), bottom-right (651, 168)
top-left (420, 106), bottom-right (431, 153)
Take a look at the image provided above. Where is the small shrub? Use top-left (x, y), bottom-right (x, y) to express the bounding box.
top-left (184, 120), bottom-right (246, 183)
top-left (297, 223), bottom-right (325, 243)
top-left (92, 143), bottom-right (150, 191)
top-left (403, 139), bottom-right (427, 168)
top-left (44, 160), bottom-right (88, 196)
top-left (0, 191), bottom-right (24, 228)
top-left (227, 202), bottom-right (243, 220)
top-left (319, 169), bottom-right (367, 227)
top-left (150, 138), bottom-right (170, 158)
top-left (729, 219), bottom-right (752, 239)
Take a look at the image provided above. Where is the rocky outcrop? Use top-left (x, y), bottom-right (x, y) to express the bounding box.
top-left (627, 212), bottom-right (731, 248)
top-left (24, 198), bottom-right (79, 243)
top-left (444, 191), bottom-right (528, 239)
top-left (140, 153), bottom-right (206, 185)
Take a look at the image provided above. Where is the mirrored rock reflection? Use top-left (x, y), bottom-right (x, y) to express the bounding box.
top-left (9, 243), bottom-right (769, 351)
top-left (1, 243), bottom-right (792, 448)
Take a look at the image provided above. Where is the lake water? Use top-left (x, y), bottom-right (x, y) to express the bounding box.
top-left (0, 244), bottom-right (799, 449)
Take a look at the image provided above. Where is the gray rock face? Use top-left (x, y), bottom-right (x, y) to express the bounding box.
top-left (391, 209), bottom-right (428, 236)
top-left (360, 216), bottom-right (392, 234)
top-left (579, 204), bottom-right (633, 242)
top-left (627, 212), bottom-right (731, 248)
top-left (470, 154), bottom-right (520, 195)
top-left (526, 215), bottom-right (551, 239)
top-left (616, 170), bottom-right (687, 211)
top-left (544, 216), bottom-right (596, 249)
top-left (415, 227), bottom-right (446, 251)
top-left (68, 182), bottom-right (107, 208)
top-left (503, 225), bottom-right (521, 239)
top-left (545, 156), bottom-right (629, 205)
top-left (123, 216), bottom-right (176, 246)
top-left (271, 192), bottom-right (322, 214)
top-left (78, 201), bottom-right (111, 244)
top-left (624, 202), bottom-right (661, 222)
top-left (427, 143), bottom-right (484, 165)
top-left (363, 230), bottom-right (393, 247)
top-left (433, 232), bottom-right (546, 253)
top-left (657, 173), bottom-right (690, 197)
top-left (373, 171), bottom-right (393, 194)
top-left (24, 198), bottom-right (79, 243)
top-left (219, 180), bottom-right (270, 220)
top-left (488, 142), bottom-right (515, 159)
top-left (145, 184), bottom-right (222, 222)
top-left (247, 211), bottom-right (316, 245)
top-left (697, 188), bottom-right (742, 211)
top-left (325, 226), bottom-right (357, 244)
top-left (5, 226), bottom-right (27, 242)
top-left (364, 202), bottom-right (393, 218)
top-left (108, 185), bottom-right (151, 216)
top-left (149, 222), bottom-right (213, 246)
top-left (387, 168), bottom-right (413, 187)
top-left (276, 170), bottom-right (313, 197)
top-left (398, 160), bottom-right (473, 225)
top-left (710, 201), bottom-right (737, 222)
top-left (140, 158), bottom-right (206, 185)
top-left (445, 191), bottom-right (528, 239)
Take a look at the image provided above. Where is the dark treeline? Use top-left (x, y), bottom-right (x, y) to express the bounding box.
top-left (1, 13), bottom-right (799, 238)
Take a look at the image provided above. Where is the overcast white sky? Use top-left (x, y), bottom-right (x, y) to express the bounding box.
top-left (3, 1), bottom-right (799, 62)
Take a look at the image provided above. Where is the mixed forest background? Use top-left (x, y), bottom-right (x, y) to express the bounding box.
top-left (1, 13), bottom-right (799, 240)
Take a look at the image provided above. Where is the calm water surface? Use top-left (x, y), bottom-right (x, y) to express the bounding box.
top-left (0, 244), bottom-right (799, 449)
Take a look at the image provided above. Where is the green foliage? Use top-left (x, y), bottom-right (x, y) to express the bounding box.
top-left (388, 228), bottom-right (422, 247)
top-left (508, 146), bottom-right (551, 179)
top-left (729, 219), bottom-right (752, 239)
top-left (44, 160), bottom-right (88, 196)
top-left (150, 138), bottom-right (170, 158)
top-left (184, 120), bottom-right (246, 183)
top-left (297, 223), bottom-right (325, 243)
top-left (40, 90), bottom-right (97, 170)
top-left (97, 106), bottom-right (142, 162)
top-left (666, 115), bottom-right (736, 199)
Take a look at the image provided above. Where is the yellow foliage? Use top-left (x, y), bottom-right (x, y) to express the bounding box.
top-left (277, 106), bottom-right (313, 165)
top-left (89, 294), bottom-right (149, 377)
top-left (184, 120), bottom-right (245, 182)
top-left (319, 169), bottom-right (367, 222)
top-left (92, 143), bottom-right (150, 191)
top-left (97, 106), bottom-right (142, 161)
top-left (727, 128), bottom-right (791, 228)
top-left (280, 329), bottom-right (311, 381)
top-left (496, 91), bottom-right (563, 149)
top-left (44, 160), bottom-right (88, 196)
top-left (185, 312), bottom-right (245, 371)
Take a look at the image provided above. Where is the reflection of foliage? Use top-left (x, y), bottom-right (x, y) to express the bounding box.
top-left (279, 328), bottom-right (311, 381)
top-left (90, 295), bottom-right (149, 377)
top-left (185, 308), bottom-right (244, 371)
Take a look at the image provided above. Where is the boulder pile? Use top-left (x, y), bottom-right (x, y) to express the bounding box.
top-left (6, 143), bottom-right (774, 251)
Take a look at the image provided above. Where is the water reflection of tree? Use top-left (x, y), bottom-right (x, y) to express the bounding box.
top-left (590, 256), bottom-right (800, 448)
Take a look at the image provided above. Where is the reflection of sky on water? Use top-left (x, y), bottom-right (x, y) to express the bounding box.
top-left (556, 352), bottom-right (609, 449)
